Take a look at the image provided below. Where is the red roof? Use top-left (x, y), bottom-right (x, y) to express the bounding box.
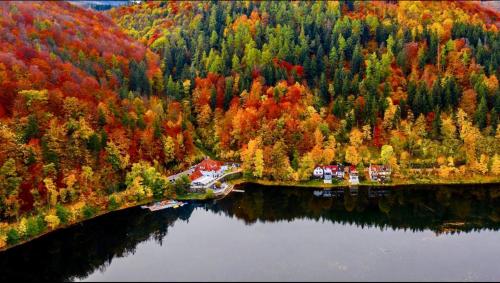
top-left (197, 159), bottom-right (222, 172)
top-left (189, 169), bottom-right (203, 181)
top-left (370, 164), bottom-right (390, 172)
top-left (324, 165), bottom-right (340, 171)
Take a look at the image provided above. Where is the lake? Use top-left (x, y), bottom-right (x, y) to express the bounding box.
top-left (1, 184), bottom-right (500, 282)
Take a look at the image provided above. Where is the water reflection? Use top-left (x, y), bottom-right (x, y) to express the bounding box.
top-left (0, 184), bottom-right (499, 281)
top-left (214, 185), bottom-right (500, 235)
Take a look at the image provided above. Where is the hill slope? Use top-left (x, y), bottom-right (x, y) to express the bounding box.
top-left (0, 1), bottom-right (195, 226)
top-left (109, 0), bottom-right (500, 181)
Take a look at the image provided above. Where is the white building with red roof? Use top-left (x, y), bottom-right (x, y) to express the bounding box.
top-left (313, 164), bottom-right (346, 183)
top-left (190, 158), bottom-right (230, 189)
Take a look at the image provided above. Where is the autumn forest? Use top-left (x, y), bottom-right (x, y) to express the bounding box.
top-left (1, 0), bottom-right (500, 249)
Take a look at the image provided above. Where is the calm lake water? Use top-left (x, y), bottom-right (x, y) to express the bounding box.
top-left (1, 184), bottom-right (500, 282)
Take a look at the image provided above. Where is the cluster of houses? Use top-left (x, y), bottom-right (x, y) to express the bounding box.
top-left (188, 158), bottom-right (239, 192)
top-left (368, 164), bottom-right (392, 183)
top-left (313, 163), bottom-right (392, 184)
top-left (313, 165), bottom-right (346, 183)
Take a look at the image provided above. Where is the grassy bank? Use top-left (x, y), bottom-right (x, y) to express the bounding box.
top-left (229, 176), bottom-right (500, 189)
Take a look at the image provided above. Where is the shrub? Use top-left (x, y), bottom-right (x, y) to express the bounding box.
top-left (174, 175), bottom-right (191, 195)
top-left (7, 228), bottom-right (20, 245)
top-left (108, 196), bottom-right (120, 211)
top-left (56, 204), bottom-right (71, 225)
top-left (205, 189), bottom-right (215, 199)
top-left (17, 218), bottom-right (27, 239)
top-left (0, 235), bottom-right (6, 249)
top-left (163, 182), bottom-right (176, 199)
top-left (44, 214), bottom-right (60, 230)
top-left (26, 217), bottom-right (41, 238)
top-left (36, 215), bottom-right (46, 233)
top-left (82, 205), bottom-right (98, 219)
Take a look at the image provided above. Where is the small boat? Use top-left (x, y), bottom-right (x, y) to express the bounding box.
top-left (142, 200), bottom-right (185, 211)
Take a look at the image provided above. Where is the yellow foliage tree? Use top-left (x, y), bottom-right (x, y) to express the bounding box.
top-left (17, 217), bottom-right (27, 238)
top-left (43, 178), bottom-right (58, 208)
top-left (105, 141), bottom-right (130, 171)
top-left (457, 109), bottom-right (481, 166)
top-left (438, 165), bottom-right (454, 179)
top-left (314, 128), bottom-right (324, 146)
top-left (162, 135), bottom-right (176, 164)
top-left (19, 89), bottom-right (48, 107)
top-left (491, 154), bottom-right (500, 176)
top-left (310, 145), bottom-right (324, 166)
top-left (44, 214), bottom-right (61, 230)
top-left (380, 145), bottom-right (394, 164)
top-left (382, 98), bottom-right (397, 130)
top-left (241, 137), bottom-right (260, 174)
top-left (298, 153), bottom-right (315, 181)
top-left (400, 151), bottom-right (410, 169)
top-left (253, 149), bottom-right (264, 178)
top-left (362, 124), bottom-right (372, 141)
top-left (0, 235), bottom-right (6, 249)
top-left (484, 75), bottom-right (498, 92)
top-left (349, 128), bottom-right (364, 148)
top-left (345, 146), bottom-right (361, 166)
top-left (441, 115), bottom-right (457, 140)
top-left (323, 148), bottom-right (335, 166)
top-left (326, 135), bottom-right (337, 158)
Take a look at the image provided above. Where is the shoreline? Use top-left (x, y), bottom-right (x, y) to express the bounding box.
top-left (0, 197), bottom-right (157, 253)
top-left (228, 177), bottom-right (500, 189)
top-left (0, 192), bottom-right (213, 253)
top-left (1, 177), bottom-right (500, 252)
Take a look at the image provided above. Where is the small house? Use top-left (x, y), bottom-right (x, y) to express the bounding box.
top-left (323, 168), bottom-right (333, 184)
top-left (348, 165), bottom-right (359, 184)
top-left (313, 167), bottom-right (324, 178)
top-left (348, 165), bottom-right (358, 175)
top-left (335, 164), bottom-right (345, 179)
top-left (191, 176), bottom-right (213, 188)
top-left (324, 165), bottom-right (345, 180)
top-left (369, 164), bottom-right (392, 182)
top-left (197, 158), bottom-right (225, 178)
top-left (189, 158), bottom-right (229, 191)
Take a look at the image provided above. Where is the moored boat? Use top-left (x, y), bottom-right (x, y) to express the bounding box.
top-left (142, 200), bottom-right (185, 211)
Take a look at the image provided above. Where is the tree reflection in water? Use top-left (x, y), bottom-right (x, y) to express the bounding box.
top-left (0, 184), bottom-right (499, 281)
top-left (214, 185), bottom-right (500, 235)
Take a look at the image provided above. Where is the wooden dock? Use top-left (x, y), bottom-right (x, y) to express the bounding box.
top-left (214, 183), bottom-right (235, 200)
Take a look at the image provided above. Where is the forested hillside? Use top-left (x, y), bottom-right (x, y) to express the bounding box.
top-left (0, 0), bottom-right (197, 242)
top-left (110, 1), bottom-right (500, 180)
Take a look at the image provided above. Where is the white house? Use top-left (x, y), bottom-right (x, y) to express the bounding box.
top-left (327, 165), bottom-right (345, 180)
top-left (200, 169), bottom-right (224, 178)
top-left (323, 168), bottom-right (332, 184)
top-left (313, 167), bottom-right (324, 178)
top-left (191, 176), bottom-right (213, 189)
top-left (197, 159), bottom-right (226, 178)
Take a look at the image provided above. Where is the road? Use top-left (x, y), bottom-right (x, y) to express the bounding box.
top-left (167, 166), bottom-right (196, 183)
